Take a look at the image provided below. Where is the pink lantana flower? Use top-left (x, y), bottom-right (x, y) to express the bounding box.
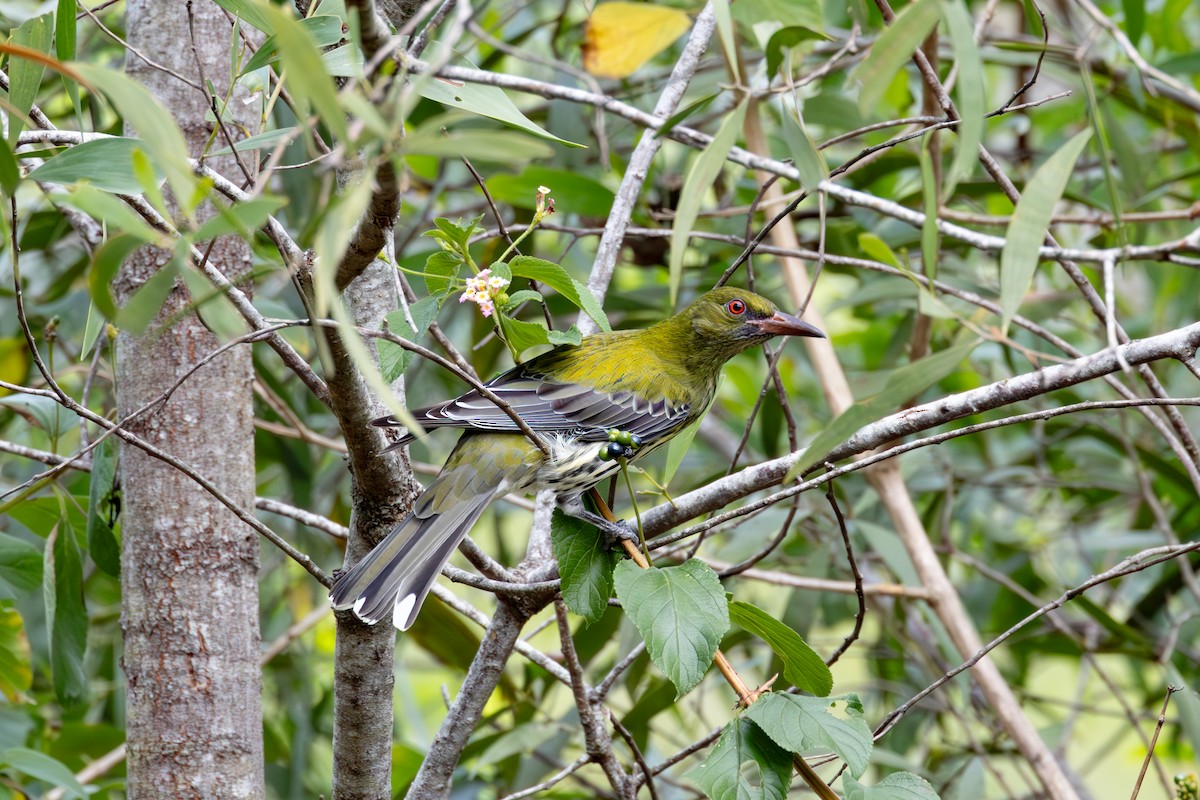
top-left (459, 268), bottom-right (510, 318)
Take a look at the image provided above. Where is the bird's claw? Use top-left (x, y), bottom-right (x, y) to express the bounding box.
top-left (597, 428), bottom-right (644, 462)
top-left (600, 518), bottom-right (640, 548)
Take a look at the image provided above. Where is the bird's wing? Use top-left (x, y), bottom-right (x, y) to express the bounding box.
top-left (375, 361), bottom-right (693, 448)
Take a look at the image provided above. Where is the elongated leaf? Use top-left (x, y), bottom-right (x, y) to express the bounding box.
top-left (613, 559), bottom-right (729, 697)
top-left (745, 693), bottom-right (873, 779)
top-left (0, 141), bottom-right (20, 196)
top-left (842, 771), bottom-right (941, 800)
top-left (729, 600), bottom-right (832, 696)
top-left (781, 103), bottom-right (827, 191)
top-left (239, 15), bottom-right (346, 75)
top-left (686, 717), bottom-right (792, 800)
top-left (404, 129), bottom-right (556, 162)
top-left (62, 184), bottom-right (164, 244)
top-left (45, 524), bottom-right (87, 706)
top-left (73, 64), bottom-right (196, 213)
top-left (7, 14), bottom-right (52, 146)
top-left (854, 0), bottom-right (940, 114)
top-left (210, 0), bottom-right (274, 35)
top-left (116, 260), bottom-right (179, 335)
top-left (210, 126), bottom-right (297, 157)
top-left (88, 234), bottom-right (140, 320)
top-left (85, 437), bottom-right (120, 577)
top-left (790, 339), bottom-right (979, 478)
top-left (551, 508), bottom-right (616, 625)
top-left (669, 99), bottom-right (748, 306)
top-left (941, 0), bottom-right (984, 196)
top-left (260, 4), bottom-right (349, 143)
top-left (0, 534), bottom-right (42, 600)
top-left (662, 415), bottom-right (703, 487)
top-left (0, 748), bottom-right (87, 800)
top-left (0, 608), bottom-right (33, 700)
top-left (28, 137), bottom-right (158, 194)
top-left (998, 129), bottom-right (1092, 332)
top-left (509, 255), bottom-right (610, 332)
top-left (415, 78), bottom-right (583, 148)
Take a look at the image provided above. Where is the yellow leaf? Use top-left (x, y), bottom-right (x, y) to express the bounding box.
top-left (583, 2), bottom-right (692, 79)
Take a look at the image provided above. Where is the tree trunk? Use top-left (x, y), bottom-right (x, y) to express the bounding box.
top-left (116, 1), bottom-right (263, 796)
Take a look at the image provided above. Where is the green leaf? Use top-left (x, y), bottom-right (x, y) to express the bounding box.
top-left (613, 559), bottom-right (729, 697)
top-left (7, 14), bottom-right (53, 146)
top-left (45, 523), bottom-right (88, 706)
top-left (85, 437), bottom-right (120, 578)
top-left (72, 64), bottom-right (196, 214)
top-left (379, 295), bottom-right (440, 382)
top-left (498, 314), bottom-right (554, 357)
top-left (854, 0), bottom-right (940, 115)
top-left (0, 534), bottom-right (42, 600)
top-left (27, 137), bottom-right (160, 194)
top-left (781, 104), bottom-right (828, 191)
top-left (551, 508), bottom-right (617, 625)
top-left (191, 195), bottom-right (288, 241)
top-left (239, 15), bottom-right (346, 75)
top-left (414, 75), bottom-right (584, 148)
top-left (729, 600), bottom-right (832, 696)
top-left (669, 99), bottom-right (749, 306)
top-left (745, 693), bottom-right (873, 779)
top-left (843, 771), bottom-right (942, 800)
top-left (116, 260), bottom-right (179, 335)
top-left (1122, 0), bottom-right (1144, 46)
top-left (404, 128), bottom-right (556, 162)
top-left (0, 140), bottom-right (21, 196)
top-left (0, 607), bottom-right (33, 701)
top-left (485, 166), bottom-right (615, 218)
top-left (55, 0), bottom-right (76, 63)
top-left (259, 4), bottom-right (349, 143)
top-left (88, 233), bottom-right (141, 319)
top-left (0, 395), bottom-right (68, 440)
top-left (686, 717), bottom-right (792, 800)
top-left (209, 0), bottom-right (274, 35)
top-left (998, 129), bottom-right (1092, 333)
top-left (509, 255), bottom-right (610, 332)
top-left (210, 126), bottom-right (298, 156)
top-left (661, 415), bottom-right (702, 487)
top-left (0, 748), bottom-right (87, 800)
top-left (61, 184), bottom-right (164, 244)
top-left (766, 26), bottom-right (828, 80)
top-left (941, 0), bottom-right (984, 196)
top-left (423, 250), bottom-right (464, 296)
top-left (790, 339), bottom-right (979, 478)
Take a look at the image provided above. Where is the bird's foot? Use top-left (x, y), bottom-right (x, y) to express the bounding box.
top-left (596, 428), bottom-right (644, 462)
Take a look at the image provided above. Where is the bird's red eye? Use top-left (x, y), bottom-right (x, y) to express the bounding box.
top-left (726, 299), bottom-right (746, 315)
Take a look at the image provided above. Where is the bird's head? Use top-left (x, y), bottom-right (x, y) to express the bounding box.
top-left (654, 287), bottom-right (825, 374)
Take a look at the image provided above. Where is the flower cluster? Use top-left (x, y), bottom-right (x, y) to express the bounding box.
top-left (459, 268), bottom-right (510, 318)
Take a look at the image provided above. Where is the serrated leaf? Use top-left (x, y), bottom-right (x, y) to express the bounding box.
top-left (0, 534), bottom-right (42, 600)
top-left (686, 717), bottom-right (792, 800)
top-left (613, 559), bottom-right (729, 697)
top-left (85, 437), bottom-right (120, 577)
top-left (0, 748), bottom-right (87, 800)
top-left (998, 129), bottom-right (1092, 333)
top-left (669, 99), bottom-right (748, 307)
top-left (424, 250), bottom-right (465, 296)
top-left (854, 0), bottom-right (940, 115)
top-left (415, 76), bottom-right (583, 148)
top-left (379, 295), bottom-right (440, 382)
top-left (27, 137), bottom-right (159, 194)
top-left (45, 523), bottom-right (87, 706)
top-left (729, 600), bottom-right (831, 696)
top-left (842, 771), bottom-right (942, 800)
top-left (745, 693), bottom-right (873, 778)
top-left (790, 339), bottom-right (979, 478)
top-left (551, 508), bottom-right (617, 624)
top-left (509, 255), bottom-right (611, 332)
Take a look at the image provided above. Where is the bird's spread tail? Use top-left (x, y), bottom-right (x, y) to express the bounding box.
top-left (329, 492), bottom-right (494, 629)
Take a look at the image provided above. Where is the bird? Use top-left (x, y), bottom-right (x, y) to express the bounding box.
top-left (329, 287), bottom-right (824, 629)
